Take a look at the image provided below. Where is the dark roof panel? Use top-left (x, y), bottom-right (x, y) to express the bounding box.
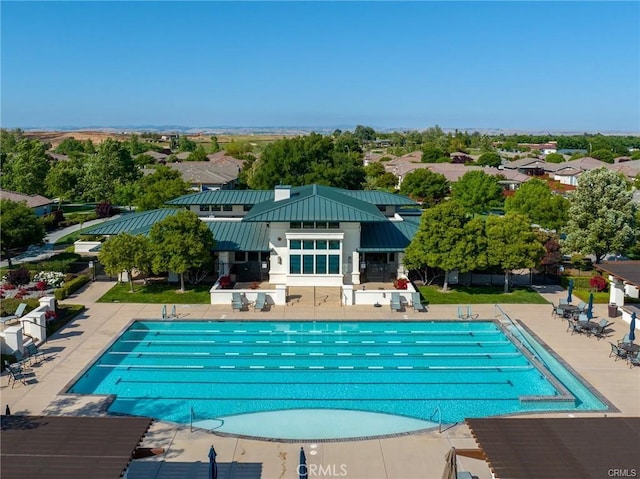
top-left (207, 220), bottom-right (270, 251)
top-left (84, 209), bottom-right (181, 236)
top-left (168, 190), bottom-right (274, 205)
top-left (594, 261), bottom-right (640, 287)
top-left (359, 220), bottom-right (419, 252)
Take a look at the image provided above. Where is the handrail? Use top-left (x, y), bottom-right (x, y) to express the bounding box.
top-left (429, 405), bottom-right (442, 433)
top-left (494, 304), bottom-right (540, 363)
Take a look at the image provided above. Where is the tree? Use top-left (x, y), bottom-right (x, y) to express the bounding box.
top-left (210, 136), bottom-right (221, 153)
top-left (486, 213), bottom-right (545, 292)
top-left (421, 146), bottom-right (449, 163)
top-left (178, 135), bottom-right (197, 152)
top-left (55, 137), bottom-right (86, 156)
top-left (45, 156), bottom-right (84, 207)
top-left (132, 166), bottom-right (190, 211)
top-left (187, 145), bottom-right (208, 161)
top-left (81, 138), bottom-right (139, 201)
top-left (563, 168), bottom-right (636, 263)
top-left (149, 210), bottom-right (215, 292)
top-left (2, 139), bottom-right (51, 195)
top-left (399, 169), bottom-right (449, 207)
top-left (98, 233), bottom-right (152, 292)
top-left (450, 171), bottom-right (504, 215)
top-left (590, 149), bottom-right (615, 163)
top-left (0, 199), bottom-right (46, 268)
top-left (504, 178), bottom-right (569, 231)
top-left (544, 153), bottom-right (565, 164)
top-left (476, 152), bottom-right (502, 167)
top-left (364, 162), bottom-right (397, 191)
top-left (353, 125), bottom-right (376, 143)
top-left (536, 231), bottom-right (562, 276)
top-left (404, 201), bottom-right (486, 291)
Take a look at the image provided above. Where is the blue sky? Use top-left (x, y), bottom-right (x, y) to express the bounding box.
top-left (2, 1), bottom-right (639, 132)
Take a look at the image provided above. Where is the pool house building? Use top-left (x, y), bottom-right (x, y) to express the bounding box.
top-left (86, 184), bottom-right (422, 306)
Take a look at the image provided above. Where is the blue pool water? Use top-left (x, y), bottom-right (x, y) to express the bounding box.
top-left (68, 320), bottom-right (607, 439)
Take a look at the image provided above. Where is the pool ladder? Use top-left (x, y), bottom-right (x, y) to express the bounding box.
top-left (430, 405), bottom-right (442, 433)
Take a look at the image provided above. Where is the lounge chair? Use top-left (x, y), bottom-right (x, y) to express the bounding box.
top-left (0, 303), bottom-right (28, 325)
top-left (609, 342), bottom-right (628, 361)
top-left (253, 292), bottom-right (267, 311)
top-left (390, 292), bottom-right (402, 312)
top-left (628, 351), bottom-right (640, 368)
top-left (410, 292), bottom-right (427, 312)
top-left (231, 292), bottom-right (246, 311)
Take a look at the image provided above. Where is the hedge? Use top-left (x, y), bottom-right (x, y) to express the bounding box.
top-left (54, 274), bottom-right (91, 300)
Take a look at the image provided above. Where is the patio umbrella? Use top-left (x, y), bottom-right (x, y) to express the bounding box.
top-left (630, 312), bottom-right (637, 342)
top-left (5, 404), bottom-right (10, 415)
top-left (442, 447), bottom-right (457, 479)
top-left (567, 279), bottom-right (574, 304)
top-left (208, 445), bottom-right (218, 479)
top-left (586, 292), bottom-right (594, 320)
top-left (299, 447), bottom-right (308, 479)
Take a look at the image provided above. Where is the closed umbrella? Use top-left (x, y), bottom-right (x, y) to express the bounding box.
top-left (442, 447), bottom-right (457, 479)
top-left (567, 279), bottom-right (574, 304)
top-left (208, 445), bottom-right (218, 479)
top-left (586, 292), bottom-right (594, 320)
top-left (299, 447), bottom-right (308, 479)
top-left (630, 312), bottom-right (636, 342)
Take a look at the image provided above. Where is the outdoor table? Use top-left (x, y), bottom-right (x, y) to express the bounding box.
top-left (558, 304), bottom-right (579, 318)
top-left (619, 342), bottom-right (639, 355)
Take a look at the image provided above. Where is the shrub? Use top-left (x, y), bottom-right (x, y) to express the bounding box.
top-left (95, 201), bottom-right (119, 218)
top-left (33, 271), bottom-right (65, 288)
top-left (589, 275), bottom-right (608, 292)
top-left (54, 274), bottom-right (90, 300)
top-left (4, 267), bottom-right (31, 286)
top-left (394, 278), bottom-right (409, 290)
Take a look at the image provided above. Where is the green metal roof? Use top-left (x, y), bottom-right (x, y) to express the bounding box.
top-left (358, 220), bottom-right (419, 252)
top-left (167, 190), bottom-right (274, 205)
top-left (206, 221), bottom-right (269, 251)
top-left (83, 209), bottom-right (182, 236)
top-left (242, 184), bottom-right (388, 223)
top-left (321, 186), bottom-right (417, 206)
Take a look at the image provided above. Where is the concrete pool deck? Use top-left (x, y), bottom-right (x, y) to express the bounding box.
top-left (2, 281), bottom-right (638, 479)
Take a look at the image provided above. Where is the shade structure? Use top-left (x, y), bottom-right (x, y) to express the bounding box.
top-left (442, 447), bottom-right (457, 479)
top-left (630, 312), bottom-right (637, 342)
top-left (586, 292), bottom-right (594, 319)
top-left (208, 445), bottom-right (218, 479)
top-left (567, 279), bottom-right (573, 303)
top-left (299, 447), bottom-right (308, 479)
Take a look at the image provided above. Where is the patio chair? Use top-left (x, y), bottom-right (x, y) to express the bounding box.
top-left (253, 292), bottom-right (267, 312)
top-left (576, 301), bottom-right (587, 312)
top-left (0, 302), bottom-right (28, 325)
top-left (231, 292), bottom-right (246, 311)
top-left (390, 292), bottom-right (402, 312)
top-left (559, 299), bottom-right (568, 306)
top-left (577, 313), bottom-right (589, 323)
top-left (592, 319), bottom-right (610, 340)
top-left (608, 342), bottom-right (628, 361)
top-left (569, 321), bottom-right (586, 335)
top-left (4, 361), bottom-right (27, 388)
top-left (25, 343), bottom-right (46, 365)
top-left (618, 334), bottom-right (632, 346)
top-left (628, 351), bottom-right (640, 368)
top-left (410, 292), bottom-right (427, 312)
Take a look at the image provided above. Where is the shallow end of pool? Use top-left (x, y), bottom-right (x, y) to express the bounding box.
top-left (192, 408), bottom-right (439, 441)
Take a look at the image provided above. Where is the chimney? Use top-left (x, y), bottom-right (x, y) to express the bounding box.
top-left (274, 185), bottom-right (291, 202)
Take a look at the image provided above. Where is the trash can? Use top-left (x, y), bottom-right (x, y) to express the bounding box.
top-left (608, 303), bottom-right (618, 318)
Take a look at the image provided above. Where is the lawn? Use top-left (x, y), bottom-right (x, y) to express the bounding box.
top-left (572, 289), bottom-right (610, 304)
top-left (98, 282), bottom-right (211, 304)
top-left (55, 227), bottom-right (102, 245)
top-left (418, 285), bottom-right (548, 304)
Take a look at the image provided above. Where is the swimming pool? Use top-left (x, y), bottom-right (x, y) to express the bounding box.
top-left (68, 320), bottom-right (608, 439)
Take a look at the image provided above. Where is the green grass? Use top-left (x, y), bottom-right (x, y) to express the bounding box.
top-left (572, 289), bottom-right (610, 304)
top-left (418, 285), bottom-right (548, 304)
top-left (55, 227), bottom-right (102, 245)
top-left (97, 282), bottom-right (211, 304)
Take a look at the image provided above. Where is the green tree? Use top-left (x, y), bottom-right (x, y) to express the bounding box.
top-left (544, 152), bottom-right (565, 163)
top-left (2, 139), bottom-right (51, 195)
top-left (404, 201), bottom-right (487, 291)
top-left (187, 145), bottom-right (208, 161)
top-left (399, 169), bottom-right (449, 206)
top-left (364, 162), bottom-right (397, 191)
top-left (0, 199), bottom-right (46, 268)
top-left (112, 182), bottom-right (138, 211)
top-left (178, 135), bottom-right (197, 152)
top-left (210, 136), bottom-right (221, 153)
top-left (504, 178), bottom-right (569, 231)
top-left (486, 213), bottom-right (545, 292)
top-left (563, 168), bottom-right (636, 263)
top-left (81, 138), bottom-right (139, 201)
top-left (421, 146), bottom-right (449, 163)
top-left (133, 166), bottom-right (190, 211)
top-left (450, 171), bottom-right (504, 215)
top-left (98, 233), bottom-right (152, 292)
top-left (590, 149), bottom-right (615, 163)
top-left (224, 140), bottom-right (254, 159)
top-left (353, 125), bottom-right (376, 143)
top-left (45, 156), bottom-right (84, 207)
top-left (149, 210), bottom-right (215, 292)
top-left (55, 137), bottom-right (86, 156)
top-left (476, 152), bottom-right (502, 167)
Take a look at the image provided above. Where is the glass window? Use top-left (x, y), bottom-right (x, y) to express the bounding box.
top-left (315, 222), bottom-right (327, 229)
top-left (329, 240), bottom-right (340, 250)
top-left (248, 252), bottom-right (259, 261)
top-left (290, 255), bottom-right (301, 274)
top-left (303, 255), bottom-right (314, 274)
top-left (211, 205), bottom-right (222, 212)
top-left (328, 222), bottom-right (340, 229)
top-left (290, 240), bottom-right (301, 250)
top-left (290, 222), bottom-right (301, 229)
top-left (303, 222), bottom-right (315, 229)
top-left (199, 205), bottom-right (210, 212)
top-left (388, 253), bottom-right (395, 262)
top-left (315, 255), bottom-right (327, 274)
top-left (316, 240), bottom-right (327, 250)
top-left (234, 251), bottom-right (246, 262)
top-left (243, 204), bottom-right (253, 211)
top-left (328, 255), bottom-right (340, 274)
top-left (223, 204), bottom-right (232, 212)
top-left (261, 252), bottom-right (269, 261)
top-left (303, 240), bottom-right (314, 250)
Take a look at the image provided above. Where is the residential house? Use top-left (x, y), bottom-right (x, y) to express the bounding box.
top-left (0, 190), bottom-right (53, 216)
